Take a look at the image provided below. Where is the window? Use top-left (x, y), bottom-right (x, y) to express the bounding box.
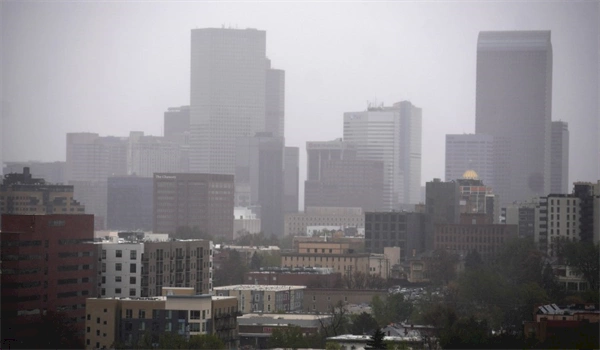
top-left (139, 310), bottom-right (146, 318)
top-left (101, 288), bottom-right (105, 296)
top-left (102, 249), bottom-right (106, 259)
top-left (87, 314), bottom-right (91, 320)
top-left (116, 250), bottom-right (122, 258)
top-left (130, 264), bottom-right (136, 273)
top-left (125, 309), bottom-right (133, 318)
top-left (101, 276), bottom-right (106, 284)
top-left (87, 326), bottom-right (90, 333)
top-left (115, 263), bottom-right (122, 271)
top-left (190, 311), bottom-right (200, 319)
top-left (189, 323), bottom-right (200, 332)
top-left (130, 250), bottom-right (137, 260)
top-left (115, 276), bottom-right (122, 282)
top-left (115, 288), bottom-right (122, 294)
top-left (129, 288), bottom-right (136, 296)
top-left (130, 277), bottom-right (136, 284)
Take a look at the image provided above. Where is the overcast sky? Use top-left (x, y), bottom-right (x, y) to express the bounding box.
top-left (2, 1), bottom-right (599, 205)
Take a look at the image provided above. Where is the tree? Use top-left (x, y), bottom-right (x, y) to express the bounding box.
top-left (350, 312), bottom-right (379, 335)
top-left (464, 249), bottom-right (483, 270)
top-left (365, 328), bottom-right (386, 350)
top-left (268, 325), bottom-right (308, 349)
top-left (188, 334), bottom-right (225, 349)
top-left (562, 242), bottom-right (599, 290)
top-left (34, 311), bottom-right (84, 349)
top-left (175, 226), bottom-right (213, 241)
top-left (427, 249), bottom-right (459, 285)
top-left (318, 301), bottom-right (350, 338)
top-left (372, 293), bottom-right (413, 326)
top-left (213, 249), bottom-right (248, 286)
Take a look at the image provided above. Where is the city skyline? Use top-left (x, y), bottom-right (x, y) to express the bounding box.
top-left (2, 2), bottom-right (598, 209)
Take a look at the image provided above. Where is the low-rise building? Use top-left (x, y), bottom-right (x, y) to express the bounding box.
top-left (303, 288), bottom-right (387, 313)
top-left (326, 333), bottom-right (423, 350)
top-left (212, 284), bottom-right (305, 313)
top-left (244, 267), bottom-right (342, 288)
top-left (85, 288), bottom-right (238, 349)
top-left (523, 303), bottom-right (599, 345)
top-left (238, 313), bottom-right (332, 349)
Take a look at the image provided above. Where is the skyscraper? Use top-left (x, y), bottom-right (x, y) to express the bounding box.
top-left (190, 28), bottom-right (278, 175)
top-left (283, 146), bottom-right (299, 214)
top-left (550, 121), bottom-right (569, 194)
top-left (445, 133), bottom-right (494, 187)
top-left (475, 31), bottom-right (552, 205)
top-left (343, 101), bottom-right (422, 209)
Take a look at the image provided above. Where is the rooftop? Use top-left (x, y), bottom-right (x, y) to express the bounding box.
top-left (213, 284), bottom-right (306, 291)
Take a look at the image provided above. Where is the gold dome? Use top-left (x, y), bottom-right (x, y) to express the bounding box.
top-left (462, 170), bottom-right (479, 180)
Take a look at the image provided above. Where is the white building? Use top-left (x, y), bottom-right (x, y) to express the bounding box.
top-left (445, 133), bottom-right (495, 188)
top-left (343, 101), bottom-right (422, 208)
top-left (97, 242), bottom-right (145, 298)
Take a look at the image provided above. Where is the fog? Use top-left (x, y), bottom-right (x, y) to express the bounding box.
top-left (2, 1), bottom-right (598, 206)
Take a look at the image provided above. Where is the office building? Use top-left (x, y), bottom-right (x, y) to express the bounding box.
top-left (235, 132), bottom-right (284, 236)
top-left (434, 214), bottom-right (518, 260)
top-left (304, 158), bottom-right (385, 211)
top-left (213, 284), bottom-right (305, 313)
top-left (425, 179), bottom-right (460, 225)
top-left (344, 101), bottom-right (422, 208)
top-left (127, 131), bottom-right (184, 177)
top-left (476, 31), bottom-right (552, 205)
top-left (3, 161), bottom-right (66, 184)
top-left (106, 176), bottom-right (153, 231)
top-left (306, 139), bottom-right (357, 182)
top-left (142, 239), bottom-right (213, 297)
top-left (550, 121), bottom-right (569, 194)
top-left (284, 206), bottom-right (364, 237)
top-left (364, 211), bottom-right (425, 258)
top-left (1, 214), bottom-right (96, 346)
top-left (153, 173), bottom-right (234, 239)
top-left (189, 28), bottom-right (284, 175)
top-left (283, 146), bottom-right (299, 213)
top-left (445, 134), bottom-right (494, 187)
top-left (164, 105), bottom-right (190, 138)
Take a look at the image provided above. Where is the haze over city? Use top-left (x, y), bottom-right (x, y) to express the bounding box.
top-left (2, 1), bottom-right (599, 208)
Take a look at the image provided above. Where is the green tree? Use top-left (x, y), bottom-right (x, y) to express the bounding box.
top-left (350, 312), bottom-right (379, 335)
top-left (562, 242), bottom-right (599, 290)
top-left (34, 311), bottom-right (84, 349)
top-left (268, 325), bottom-right (308, 349)
top-left (427, 249), bottom-right (459, 285)
top-left (365, 328), bottom-right (386, 350)
top-left (175, 226), bottom-right (213, 241)
top-left (372, 293), bottom-right (412, 326)
top-left (188, 334), bottom-right (225, 349)
top-left (464, 249), bottom-right (483, 270)
top-left (214, 249), bottom-right (249, 286)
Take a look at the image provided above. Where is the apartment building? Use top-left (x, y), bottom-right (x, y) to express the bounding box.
top-left (96, 242), bottom-right (144, 298)
top-left (213, 284), bottom-right (305, 313)
top-left (284, 206), bottom-right (364, 236)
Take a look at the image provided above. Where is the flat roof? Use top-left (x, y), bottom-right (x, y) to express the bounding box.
top-left (238, 313), bottom-right (328, 321)
top-left (213, 284), bottom-right (306, 291)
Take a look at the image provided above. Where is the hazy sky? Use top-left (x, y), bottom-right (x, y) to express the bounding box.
top-left (2, 1), bottom-right (599, 205)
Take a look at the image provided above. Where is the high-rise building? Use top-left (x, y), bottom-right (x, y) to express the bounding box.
top-left (475, 31), bottom-right (552, 205)
top-left (127, 131), bottom-right (183, 177)
top-left (344, 101), bottom-right (422, 208)
top-left (164, 105), bottom-right (190, 138)
top-left (306, 139), bottom-right (357, 182)
top-left (283, 147), bottom-right (299, 214)
top-left (364, 211), bottom-right (425, 258)
top-left (445, 134), bottom-right (494, 187)
top-left (153, 173), bottom-right (234, 239)
top-left (304, 158), bottom-right (385, 211)
top-left (551, 121), bottom-right (569, 194)
top-left (106, 176), bottom-right (153, 231)
top-left (1, 214), bottom-right (96, 347)
top-left (266, 59), bottom-right (285, 139)
top-left (236, 132), bottom-right (284, 236)
top-left (190, 28), bottom-right (284, 175)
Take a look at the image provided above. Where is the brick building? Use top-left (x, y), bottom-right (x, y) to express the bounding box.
top-left (1, 214), bottom-right (96, 347)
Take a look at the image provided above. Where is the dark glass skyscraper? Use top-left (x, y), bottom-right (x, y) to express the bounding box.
top-left (475, 31), bottom-right (552, 205)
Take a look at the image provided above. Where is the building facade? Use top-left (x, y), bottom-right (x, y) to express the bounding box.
top-left (213, 284), bottom-right (305, 313)
top-left (107, 176), bottom-right (153, 231)
top-left (550, 121), bottom-right (569, 194)
top-left (475, 31), bottom-right (553, 205)
top-left (97, 242), bottom-right (145, 298)
top-left (284, 206), bottom-right (364, 237)
top-left (283, 146), bottom-right (299, 214)
top-left (344, 101), bottom-right (422, 208)
top-left (189, 28), bottom-right (284, 175)
top-left (1, 214), bottom-right (96, 346)
top-left (364, 211), bottom-right (426, 258)
top-left (142, 240), bottom-right (213, 297)
top-left (445, 133), bottom-right (494, 187)
top-left (3, 161), bottom-right (66, 184)
top-left (153, 173), bottom-right (234, 239)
